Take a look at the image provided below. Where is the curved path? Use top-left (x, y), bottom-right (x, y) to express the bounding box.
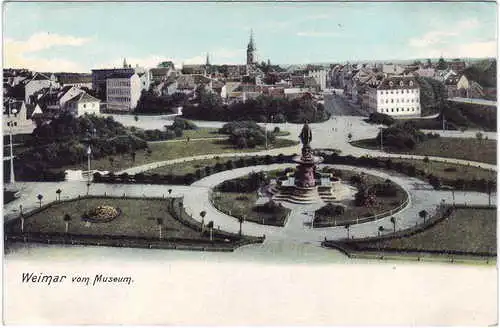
top-left (117, 116), bottom-right (496, 175)
top-left (186, 163), bottom-right (495, 242)
top-left (5, 164), bottom-right (495, 244)
top-left (5, 115), bottom-right (496, 244)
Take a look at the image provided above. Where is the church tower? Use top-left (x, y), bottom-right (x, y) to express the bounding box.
top-left (246, 30), bottom-right (256, 66)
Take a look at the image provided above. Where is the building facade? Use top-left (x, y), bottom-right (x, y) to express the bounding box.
top-left (66, 93), bottom-right (101, 116)
top-left (367, 76), bottom-right (421, 117)
top-left (106, 72), bottom-right (142, 112)
top-left (308, 70), bottom-right (327, 91)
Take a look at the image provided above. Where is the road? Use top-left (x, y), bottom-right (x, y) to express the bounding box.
top-left (323, 94), bottom-right (369, 116)
top-left (449, 97), bottom-right (497, 107)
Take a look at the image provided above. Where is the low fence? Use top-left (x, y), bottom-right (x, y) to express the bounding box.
top-left (322, 205), bottom-right (498, 260)
top-left (168, 197), bottom-right (265, 247)
top-left (5, 194), bottom-right (264, 251)
top-left (313, 192), bottom-right (410, 228)
top-left (208, 189), bottom-right (290, 228)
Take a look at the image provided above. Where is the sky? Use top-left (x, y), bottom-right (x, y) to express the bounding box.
top-left (3, 1), bottom-right (498, 72)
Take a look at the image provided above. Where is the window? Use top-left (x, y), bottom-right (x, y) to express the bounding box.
top-left (409, 81), bottom-right (414, 87)
top-left (391, 109), bottom-right (394, 112)
top-left (400, 81), bottom-right (404, 87)
top-left (391, 99), bottom-right (394, 103)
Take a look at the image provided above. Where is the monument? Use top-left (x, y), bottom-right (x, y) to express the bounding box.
top-left (268, 122), bottom-right (349, 204)
top-left (295, 121), bottom-right (321, 189)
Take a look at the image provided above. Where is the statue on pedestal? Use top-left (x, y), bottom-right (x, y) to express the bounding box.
top-left (299, 121), bottom-right (312, 146)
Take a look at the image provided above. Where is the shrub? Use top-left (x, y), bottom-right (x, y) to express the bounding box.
top-left (273, 126), bottom-right (280, 133)
top-left (172, 117), bottom-right (198, 130)
top-left (367, 112), bottom-right (396, 126)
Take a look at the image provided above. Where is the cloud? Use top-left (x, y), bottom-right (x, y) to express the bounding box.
top-left (408, 18), bottom-right (494, 58)
top-left (4, 32), bottom-right (92, 72)
top-left (414, 41), bottom-right (496, 59)
top-left (297, 31), bottom-right (342, 38)
top-left (409, 31), bottom-right (458, 48)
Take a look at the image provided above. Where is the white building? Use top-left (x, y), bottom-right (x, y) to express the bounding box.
top-left (367, 76), bottom-right (421, 117)
top-left (58, 86), bottom-right (85, 109)
top-left (308, 69), bottom-right (327, 91)
top-left (66, 93), bottom-right (101, 117)
top-left (106, 72), bottom-right (142, 112)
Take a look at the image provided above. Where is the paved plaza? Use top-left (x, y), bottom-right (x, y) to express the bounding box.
top-left (5, 115), bottom-right (497, 247)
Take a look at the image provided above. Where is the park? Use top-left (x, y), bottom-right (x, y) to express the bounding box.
top-left (3, 113), bottom-right (497, 264)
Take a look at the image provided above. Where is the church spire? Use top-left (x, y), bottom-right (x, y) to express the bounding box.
top-left (248, 29), bottom-right (255, 51)
top-left (246, 29), bottom-right (256, 66)
top-left (206, 52), bottom-right (210, 66)
top-left (123, 58), bottom-right (128, 68)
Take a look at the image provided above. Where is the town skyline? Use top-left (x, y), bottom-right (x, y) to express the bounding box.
top-left (4, 2), bottom-right (497, 73)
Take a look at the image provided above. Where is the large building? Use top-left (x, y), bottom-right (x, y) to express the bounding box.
top-left (366, 76), bottom-right (421, 117)
top-left (91, 58), bottom-right (146, 100)
top-left (106, 72), bottom-right (142, 112)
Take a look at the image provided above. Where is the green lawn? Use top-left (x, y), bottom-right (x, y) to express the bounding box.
top-left (211, 191), bottom-right (291, 227)
top-left (63, 138), bottom-right (298, 172)
top-left (146, 156), bottom-right (243, 175)
top-left (354, 208), bottom-right (496, 255)
top-left (353, 137), bottom-right (497, 164)
top-left (178, 127), bottom-right (225, 140)
top-left (314, 169), bottom-right (408, 227)
top-left (378, 158), bottom-right (496, 182)
top-left (9, 198), bottom-right (205, 239)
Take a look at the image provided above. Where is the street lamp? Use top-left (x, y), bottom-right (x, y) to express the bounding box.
top-left (86, 145), bottom-right (92, 195)
top-left (7, 101), bottom-right (18, 184)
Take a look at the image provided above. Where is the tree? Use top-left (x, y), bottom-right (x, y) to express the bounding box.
top-left (486, 179), bottom-right (494, 206)
top-left (377, 226), bottom-right (385, 237)
top-left (390, 216), bottom-right (396, 232)
top-left (476, 131), bottom-right (483, 142)
top-left (419, 210), bottom-right (428, 223)
top-left (157, 218), bottom-right (164, 239)
top-left (207, 220), bottom-right (214, 241)
top-left (200, 210), bottom-right (207, 232)
top-left (20, 213), bottom-right (25, 233)
top-left (178, 201), bottom-right (183, 220)
top-left (56, 188), bottom-right (62, 201)
top-left (345, 224), bottom-right (351, 239)
top-left (238, 216), bottom-right (245, 236)
top-left (37, 194), bottom-right (43, 208)
top-left (63, 214), bottom-right (72, 234)
top-left (437, 57), bottom-right (447, 70)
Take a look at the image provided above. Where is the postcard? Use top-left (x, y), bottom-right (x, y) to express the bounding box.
top-left (3, 1), bottom-right (497, 325)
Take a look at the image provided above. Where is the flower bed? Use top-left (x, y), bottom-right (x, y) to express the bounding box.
top-left (83, 205), bottom-right (121, 223)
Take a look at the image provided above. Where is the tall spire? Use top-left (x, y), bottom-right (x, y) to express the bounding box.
top-left (206, 52), bottom-right (210, 66)
top-left (247, 29), bottom-right (256, 66)
top-left (123, 58), bottom-right (128, 68)
top-left (248, 29), bottom-right (255, 51)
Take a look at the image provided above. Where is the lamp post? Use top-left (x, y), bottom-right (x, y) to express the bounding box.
top-left (7, 101), bottom-right (18, 184)
top-left (86, 145), bottom-right (92, 195)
